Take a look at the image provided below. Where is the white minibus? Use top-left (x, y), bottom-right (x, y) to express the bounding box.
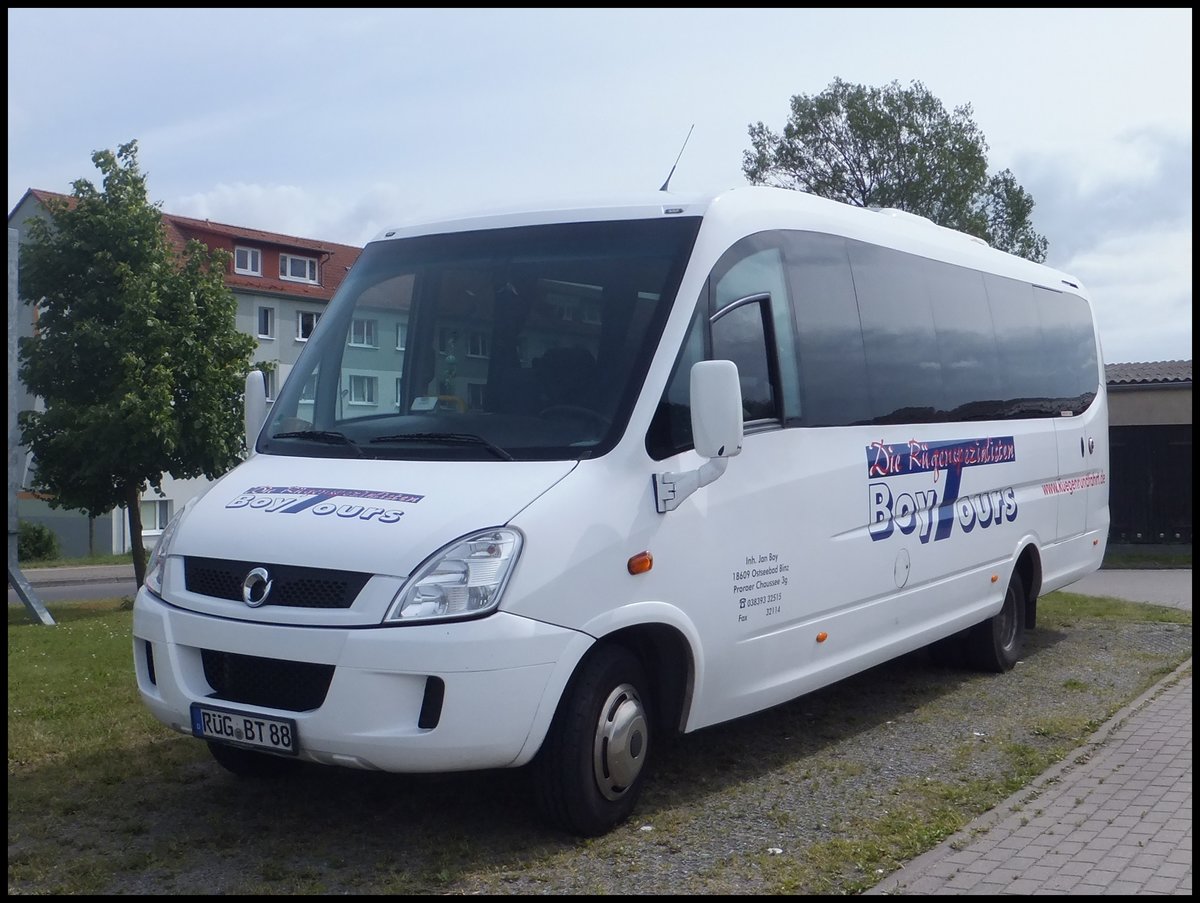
top-left (133, 185), bottom-right (1109, 836)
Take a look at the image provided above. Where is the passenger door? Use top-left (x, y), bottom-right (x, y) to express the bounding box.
top-left (647, 239), bottom-right (819, 729)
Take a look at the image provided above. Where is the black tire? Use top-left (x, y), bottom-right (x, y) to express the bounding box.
top-left (206, 740), bottom-right (300, 779)
top-left (533, 646), bottom-right (653, 837)
top-left (965, 570), bottom-right (1026, 672)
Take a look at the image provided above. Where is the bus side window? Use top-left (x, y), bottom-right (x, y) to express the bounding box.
top-left (712, 296), bottom-right (777, 423)
top-left (712, 244), bottom-right (799, 421)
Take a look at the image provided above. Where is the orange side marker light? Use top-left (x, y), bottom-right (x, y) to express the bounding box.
top-left (816, 632), bottom-right (828, 643)
top-left (627, 551), bottom-right (653, 575)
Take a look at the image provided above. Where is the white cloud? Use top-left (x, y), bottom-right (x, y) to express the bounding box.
top-left (8, 8), bottom-right (1193, 364)
top-left (1066, 227), bottom-right (1193, 363)
top-left (173, 183), bottom-right (336, 243)
top-left (1030, 134), bottom-right (1185, 199)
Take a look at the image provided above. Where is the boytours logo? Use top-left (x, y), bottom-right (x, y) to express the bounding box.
top-left (225, 485), bottom-right (424, 524)
top-left (866, 437), bottom-right (1017, 543)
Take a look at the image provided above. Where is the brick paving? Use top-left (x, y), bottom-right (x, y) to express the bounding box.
top-left (867, 662), bottom-right (1192, 895)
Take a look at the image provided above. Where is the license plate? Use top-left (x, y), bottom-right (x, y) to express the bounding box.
top-left (190, 702), bottom-right (298, 755)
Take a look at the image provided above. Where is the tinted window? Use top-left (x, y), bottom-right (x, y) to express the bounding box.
top-left (712, 298), bottom-right (776, 422)
top-left (783, 231), bottom-right (1098, 426)
top-left (925, 264), bottom-right (1002, 419)
top-left (711, 241), bottom-right (799, 420)
top-left (783, 232), bottom-right (871, 426)
top-left (649, 226), bottom-right (1100, 453)
top-left (985, 275), bottom-right (1057, 416)
top-left (849, 242), bottom-right (946, 423)
top-left (1035, 286), bottom-right (1099, 410)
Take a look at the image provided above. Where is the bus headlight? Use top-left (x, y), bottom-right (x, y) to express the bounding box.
top-left (385, 528), bottom-right (523, 623)
top-left (143, 500), bottom-right (194, 599)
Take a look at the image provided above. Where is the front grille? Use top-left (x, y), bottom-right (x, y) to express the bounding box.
top-left (184, 557), bottom-right (370, 608)
top-left (201, 649), bottom-right (334, 712)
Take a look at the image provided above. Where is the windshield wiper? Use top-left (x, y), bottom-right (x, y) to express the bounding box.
top-left (272, 429), bottom-right (366, 458)
top-left (370, 432), bottom-right (514, 461)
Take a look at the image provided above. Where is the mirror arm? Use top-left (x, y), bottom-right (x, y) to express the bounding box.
top-left (653, 457), bottom-right (729, 514)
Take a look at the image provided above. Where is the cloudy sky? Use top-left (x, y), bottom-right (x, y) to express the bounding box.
top-left (8, 8), bottom-right (1192, 364)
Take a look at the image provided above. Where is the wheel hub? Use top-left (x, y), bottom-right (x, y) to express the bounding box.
top-left (592, 682), bottom-right (647, 801)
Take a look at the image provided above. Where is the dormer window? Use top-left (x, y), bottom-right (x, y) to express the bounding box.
top-left (235, 246), bottom-right (262, 276)
top-left (280, 253), bottom-right (319, 285)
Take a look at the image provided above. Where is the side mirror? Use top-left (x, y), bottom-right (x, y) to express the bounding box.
top-left (690, 360), bottom-right (743, 459)
top-left (244, 369), bottom-right (268, 453)
top-left (653, 360), bottom-right (744, 513)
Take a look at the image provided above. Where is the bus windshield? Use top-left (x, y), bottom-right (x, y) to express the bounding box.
top-left (258, 216), bottom-right (701, 461)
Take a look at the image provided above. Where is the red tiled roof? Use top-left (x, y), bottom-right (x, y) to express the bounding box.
top-left (22, 189), bottom-right (363, 302)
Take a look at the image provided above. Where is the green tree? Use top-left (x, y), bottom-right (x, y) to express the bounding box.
top-left (743, 78), bottom-right (1048, 262)
top-left (18, 140), bottom-right (257, 586)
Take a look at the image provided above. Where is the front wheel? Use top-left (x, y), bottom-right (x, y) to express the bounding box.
top-left (965, 570), bottom-right (1026, 672)
top-left (533, 646), bottom-right (652, 837)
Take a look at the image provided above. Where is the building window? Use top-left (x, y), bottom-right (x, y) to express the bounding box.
top-left (257, 306), bottom-right (275, 339)
top-left (235, 247), bottom-right (262, 276)
top-left (280, 253), bottom-right (319, 284)
top-left (395, 377), bottom-right (404, 409)
top-left (467, 382), bottom-right (485, 410)
top-left (140, 498), bottom-right (173, 532)
top-left (297, 310), bottom-right (321, 341)
top-left (395, 322), bottom-right (407, 350)
top-left (467, 332), bottom-right (490, 358)
top-left (348, 374), bottom-right (377, 405)
top-left (262, 367), bottom-right (277, 401)
top-left (349, 318), bottom-right (378, 347)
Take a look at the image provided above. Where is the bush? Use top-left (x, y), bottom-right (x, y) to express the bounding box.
top-left (18, 520), bottom-right (61, 562)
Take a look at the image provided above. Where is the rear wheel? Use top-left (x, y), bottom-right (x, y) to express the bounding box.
top-left (533, 646), bottom-right (652, 837)
top-left (965, 571), bottom-right (1026, 672)
top-left (206, 741), bottom-right (300, 778)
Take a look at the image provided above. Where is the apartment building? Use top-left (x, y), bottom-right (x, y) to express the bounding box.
top-left (8, 189), bottom-right (362, 557)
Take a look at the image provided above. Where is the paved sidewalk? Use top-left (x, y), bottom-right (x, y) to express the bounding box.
top-left (1062, 568), bottom-right (1193, 611)
top-left (867, 663), bottom-right (1192, 895)
top-left (868, 570), bottom-right (1193, 896)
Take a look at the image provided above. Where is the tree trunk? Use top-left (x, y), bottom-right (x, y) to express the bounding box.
top-left (125, 486), bottom-right (147, 588)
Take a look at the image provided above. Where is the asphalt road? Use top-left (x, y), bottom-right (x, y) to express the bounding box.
top-left (8, 578), bottom-right (137, 605)
top-left (8, 563), bottom-right (136, 609)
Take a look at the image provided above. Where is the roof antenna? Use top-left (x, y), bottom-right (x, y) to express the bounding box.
top-left (659, 124), bottom-right (695, 192)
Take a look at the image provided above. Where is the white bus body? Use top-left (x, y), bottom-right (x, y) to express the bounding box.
top-left (133, 186), bottom-right (1109, 836)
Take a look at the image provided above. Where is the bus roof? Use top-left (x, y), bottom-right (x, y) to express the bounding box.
top-left (369, 185), bottom-right (1086, 296)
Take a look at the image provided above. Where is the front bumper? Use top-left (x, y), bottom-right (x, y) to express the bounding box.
top-left (132, 587), bottom-right (587, 772)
